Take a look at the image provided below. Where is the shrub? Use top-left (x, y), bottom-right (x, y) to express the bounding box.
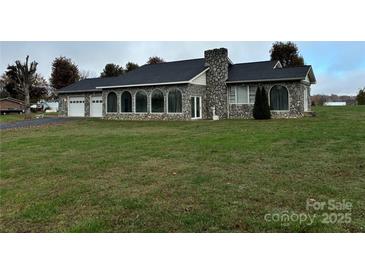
top-left (356, 88), bottom-right (365, 105)
top-left (253, 87), bottom-right (271, 119)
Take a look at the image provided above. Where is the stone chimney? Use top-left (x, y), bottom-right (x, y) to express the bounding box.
top-left (204, 48), bottom-right (229, 119)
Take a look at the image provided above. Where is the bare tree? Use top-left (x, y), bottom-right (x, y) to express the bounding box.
top-left (13, 56), bottom-right (38, 118)
top-left (80, 70), bottom-right (92, 80)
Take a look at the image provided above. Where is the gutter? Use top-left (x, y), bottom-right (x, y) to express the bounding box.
top-left (58, 89), bottom-right (102, 94)
top-left (225, 77), bottom-right (306, 84)
top-left (96, 81), bottom-right (190, 89)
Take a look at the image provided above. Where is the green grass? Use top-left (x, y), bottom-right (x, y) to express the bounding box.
top-left (1, 106), bottom-right (364, 232)
top-left (0, 113), bottom-right (28, 123)
top-left (0, 112), bottom-right (59, 123)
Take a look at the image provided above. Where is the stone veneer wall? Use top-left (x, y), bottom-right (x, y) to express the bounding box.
top-left (58, 81), bottom-right (310, 120)
top-left (58, 94), bottom-right (68, 116)
top-left (102, 84), bottom-right (206, 120)
top-left (58, 92), bottom-right (102, 117)
top-left (228, 81), bottom-right (309, 119)
top-left (204, 48), bottom-right (229, 119)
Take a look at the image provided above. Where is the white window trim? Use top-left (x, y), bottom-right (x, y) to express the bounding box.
top-left (229, 85), bottom-right (253, 105)
top-left (167, 89), bottom-right (183, 114)
top-left (150, 90), bottom-right (165, 114)
top-left (268, 85), bottom-right (290, 112)
top-left (134, 90), bottom-right (149, 114)
top-left (106, 91), bottom-right (118, 114)
top-left (191, 96), bottom-right (202, 120)
top-left (120, 91), bottom-right (133, 113)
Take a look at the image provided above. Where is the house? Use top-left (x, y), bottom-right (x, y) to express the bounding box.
top-left (58, 48), bottom-right (316, 120)
top-left (0, 97), bottom-right (25, 114)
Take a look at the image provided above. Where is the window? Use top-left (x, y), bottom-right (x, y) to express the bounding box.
top-left (249, 89), bottom-right (256, 104)
top-left (229, 88), bottom-right (235, 104)
top-left (168, 89), bottom-right (182, 113)
top-left (229, 85), bottom-right (254, 104)
top-left (191, 96), bottom-right (201, 119)
top-left (152, 90), bottom-right (164, 113)
top-left (135, 91), bottom-right (147, 112)
top-left (270, 85), bottom-right (289, 111)
top-left (121, 91), bottom-right (132, 112)
top-left (107, 92), bottom-right (117, 112)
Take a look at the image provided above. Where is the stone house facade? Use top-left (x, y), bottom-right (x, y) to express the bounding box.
top-left (58, 48), bottom-right (316, 120)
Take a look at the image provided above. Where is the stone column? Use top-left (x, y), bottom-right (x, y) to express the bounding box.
top-left (84, 94), bottom-right (91, 117)
top-left (204, 48), bottom-right (229, 119)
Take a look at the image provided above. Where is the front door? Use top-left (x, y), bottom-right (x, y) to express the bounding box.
top-left (191, 96), bottom-right (202, 119)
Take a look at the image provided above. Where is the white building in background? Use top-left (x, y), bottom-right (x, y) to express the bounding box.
top-left (30, 100), bottom-right (59, 112)
top-left (324, 102), bottom-right (347, 106)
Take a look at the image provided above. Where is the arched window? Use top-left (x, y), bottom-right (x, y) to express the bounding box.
top-left (121, 91), bottom-right (132, 112)
top-left (270, 85), bottom-right (289, 110)
top-left (152, 90), bottom-right (164, 113)
top-left (107, 92), bottom-right (117, 112)
top-left (168, 89), bottom-right (182, 113)
top-left (135, 91), bottom-right (147, 112)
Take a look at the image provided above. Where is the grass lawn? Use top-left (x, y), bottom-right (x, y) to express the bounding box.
top-left (0, 113), bottom-right (28, 123)
top-left (0, 112), bottom-right (59, 123)
top-left (0, 106), bottom-right (364, 232)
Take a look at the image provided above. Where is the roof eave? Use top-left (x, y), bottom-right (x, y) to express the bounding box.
top-left (226, 77), bottom-right (305, 84)
top-left (306, 66), bottom-right (317, 84)
top-left (58, 88), bottom-right (102, 94)
top-left (96, 81), bottom-right (191, 89)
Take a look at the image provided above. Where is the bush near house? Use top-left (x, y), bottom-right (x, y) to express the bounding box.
top-left (253, 87), bottom-right (271, 119)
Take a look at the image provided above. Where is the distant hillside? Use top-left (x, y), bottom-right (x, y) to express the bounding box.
top-left (311, 94), bottom-right (357, 106)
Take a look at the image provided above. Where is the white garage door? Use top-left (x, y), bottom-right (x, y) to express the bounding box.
top-left (68, 96), bottom-right (85, 117)
top-left (90, 96), bottom-right (103, 117)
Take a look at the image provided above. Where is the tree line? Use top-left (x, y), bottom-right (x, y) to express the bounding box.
top-left (0, 54), bottom-right (166, 118)
top-left (0, 55), bottom-right (166, 99)
top-left (311, 93), bottom-right (364, 106)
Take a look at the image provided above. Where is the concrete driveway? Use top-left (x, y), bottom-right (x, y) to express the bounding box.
top-left (0, 117), bottom-right (75, 130)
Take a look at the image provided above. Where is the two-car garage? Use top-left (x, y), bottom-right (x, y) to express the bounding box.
top-left (68, 95), bottom-right (103, 117)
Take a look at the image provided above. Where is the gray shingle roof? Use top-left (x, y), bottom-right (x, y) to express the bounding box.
top-left (59, 58), bottom-right (207, 93)
top-left (58, 77), bottom-right (108, 93)
top-left (227, 61), bottom-right (314, 83)
top-left (59, 58), bottom-right (315, 94)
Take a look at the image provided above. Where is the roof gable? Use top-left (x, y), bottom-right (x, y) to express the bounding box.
top-left (227, 61), bottom-right (315, 83)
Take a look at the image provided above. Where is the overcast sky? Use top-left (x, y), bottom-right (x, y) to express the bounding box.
top-left (1, 41), bottom-right (364, 95)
